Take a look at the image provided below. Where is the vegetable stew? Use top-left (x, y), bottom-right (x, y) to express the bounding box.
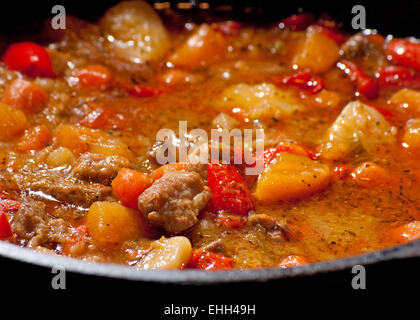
top-left (1, 1), bottom-right (420, 270)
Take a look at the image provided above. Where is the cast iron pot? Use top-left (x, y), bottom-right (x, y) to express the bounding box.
top-left (0, 0), bottom-right (420, 284)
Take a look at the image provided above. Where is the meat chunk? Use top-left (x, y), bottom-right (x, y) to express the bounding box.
top-left (138, 171), bottom-right (212, 233)
top-left (185, 163), bottom-right (208, 181)
top-left (12, 200), bottom-right (70, 247)
top-left (340, 32), bottom-right (386, 66)
top-left (15, 171), bottom-right (112, 207)
top-left (73, 152), bottom-right (131, 185)
top-left (248, 213), bottom-right (290, 241)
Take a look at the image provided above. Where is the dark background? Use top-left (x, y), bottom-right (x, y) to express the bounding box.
top-left (1, 0), bottom-right (419, 312)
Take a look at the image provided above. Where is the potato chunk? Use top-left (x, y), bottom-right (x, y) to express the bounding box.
top-left (87, 201), bottom-right (144, 246)
top-left (292, 26), bottom-right (340, 73)
top-left (169, 24), bottom-right (228, 68)
top-left (219, 83), bottom-right (303, 119)
top-left (389, 88), bottom-right (420, 115)
top-left (137, 236), bottom-right (192, 270)
top-left (402, 118), bottom-right (420, 153)
top-left (0, 102), bottom-right (29, 140)
top-left (319, 101), bottom-right (396, 160)
top-left (100, 1), bottom-right (170, 63)
top-left (53, 124), bottom-right (132, 159)
top-left (254, 152), bottom-right (331, 203)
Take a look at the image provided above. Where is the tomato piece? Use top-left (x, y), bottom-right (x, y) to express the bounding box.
top-left (3, 79), bottom-right (48, 113)
top-left (217, 214), bottom-right (247, 229)
top-left (207, 163), bottom-right (253, 216)
top-left (280, 12), bottom-right (315, 31)
top-left (187, 250), bottom-right (233, 270)
top-left (273, 71), bottom-right (325, 95)
top-left (362, 101), bottom-right (394, 119)
top-left (74, 65), bottom-right (111, 90)
top-left (212, 20), bottom-right (242, 36)
top-left (377, 65), bottom-right (420, 89)
top-left (337, 60), bottom-right (379, 99)
top-left (0, 212), bottom-right (12, 240)
top-left (387, 38), bottom-right (420, 72)
top-left (62, 225), bottom-right (88, 256)
top-left (0, 198), bottom-right (20, 214)
top-left (3, 42), bottom-right (56, 78)
top-left (313, 24), bottom-right (349, 45)
top-left (112, 168), bottom-right (152, 209)
top-left (16, 125), bottom-right (51, 152)
top-left (124, 85), bottom-right (166, 98)
top-left (262, 144), bottom-right (314, 167)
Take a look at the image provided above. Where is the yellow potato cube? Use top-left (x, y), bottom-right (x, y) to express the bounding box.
top-left (254, 152), bottom-right (331, 202)
top-left (389, 88), bottom-right (420, 115)
top-left (87, 201), bottom-right (143, 246)
top-left (0, 102), bottom-right (29, 140)
top-left (402, 118), bottom-right (420, 153)
top-left (292, 26), bottom-right (340, 73)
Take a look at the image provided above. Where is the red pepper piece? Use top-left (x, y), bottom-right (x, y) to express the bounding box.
top-left (273, 71), bottom-right (325, 95)
top-left (377, 65), bottom-right (420, 89)
top-left (313, 24), bottom-right (349, 45)
top-left (207, 163), bottom-right (253, 216)
top-left (387, 38), bottom-right (420, 73)
top-left (0, 198), bottom-right (20, 214)
top-left (362, 100), bottom-right (394, 119)
top-left (332, 164), bottom-right (351, 181)
top-left (124, 84), bottom-right (168, 98)
top-left (338, 60), bottom-right (379, 99)
top-left (212, 20), bottom-right (242, 36)
top-left (281, 12), bottom-right (315, 31)
top-left (312, 14), bottom-right (349, 45)
top-left (0, 213), bottom-right (12, 240)
top-left (262, 145), bottom-right (316, 167)
top-left (218, 214), bottom-right (247, 229)
top-left (3, 42), bottom-right (56, 78)
top-left (187, 250), bottom-right (233, 270)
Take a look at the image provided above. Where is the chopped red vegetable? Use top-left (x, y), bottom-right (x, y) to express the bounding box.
top-left (218, 214), bottom-right (247, 229)
top-left (112, 168), bottom-right (152, 209)
top-left (212, 20), bottom-right (242, 36)
top-left (273, 71), bottom-right (325, 95)
top-left (0, 198), bottom-right (20, 214)
top-left (337, 60), bottom-right (379, 99)
top-left (377, 65), bottom-right (420, 89)
top-left (332, 164), bottom-right (351, 180)
top-left (207, 163), bottom-right (253, 216)
top-left (124, 84), bottom-right (166, 98)
top-left (0, 212), bottom-right (12, 240)
top-left (362, 100), bottom-right (394, 119)
top-left (280, 12), bottom-right (315, 31)
top-left (313, 13), bottom-right (349, 45)
top-left (3, 42), bottom-right (56, 78)
top-left (387, 38), bottom-right (420, 72)
top-left (187, 250), bottom-right (233, 270)
top-left (262, 145), bottom-right (315, 167)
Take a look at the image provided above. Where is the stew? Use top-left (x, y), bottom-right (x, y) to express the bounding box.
top-left (1, 1), bottom-right (420, 270)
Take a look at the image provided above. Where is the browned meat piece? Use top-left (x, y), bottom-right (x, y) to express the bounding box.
top-left (14, 171), bottom-right (112, 207)
top-left (201, 239), bottom-right (226, 255)
top-left (73, 152), bottom-right (131, 185)
top-left (248, 213), bottom-right (290, 241)
top-left (185, 163), bottom-right (208, 180)
top-left (138, 171), bottom-right (212, 233)
top-left (12, 200), bottom-right (70, 247)
top-left (340, 32), bottom-right (386, 66)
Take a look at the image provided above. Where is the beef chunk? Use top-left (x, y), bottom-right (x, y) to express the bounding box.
top-left (340, 32), bottom-right (386, 66)
top-left (73, 153), bottom-right (131, 185)
top-left (138, 171), bottom-right (212, 233)
top-left (12, 200), bottom-right (70, 247)
top-left (25, 177), bottom-right (112, 206)
top-left (248, 213), bottom-right (290, 241)
top-left (185, 163), bottom-right (208, 180)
